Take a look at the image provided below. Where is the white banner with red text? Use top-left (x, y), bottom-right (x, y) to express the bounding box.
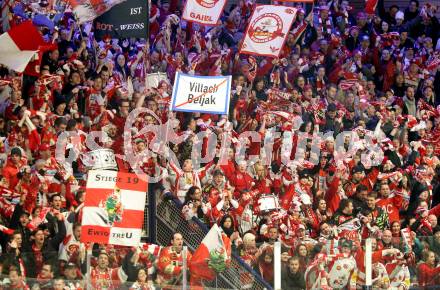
top-left (240, 5), bottom-right (297, 57)
top-left (182, 0), bottom-right (226, 26)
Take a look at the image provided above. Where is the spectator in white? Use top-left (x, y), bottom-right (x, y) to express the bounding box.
top-left (58, 223), bottom-right (82, 266)
top-left (168, 159), bottom-right (214, 203)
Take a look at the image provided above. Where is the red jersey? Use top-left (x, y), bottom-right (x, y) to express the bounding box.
top-left (376, 194), bottom-right (403, 223)
top-left (90, 267), bottom-right (126, 290)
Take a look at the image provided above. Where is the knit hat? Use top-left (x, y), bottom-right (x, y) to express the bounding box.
top-left (395, 11), bottom-right (404, 20)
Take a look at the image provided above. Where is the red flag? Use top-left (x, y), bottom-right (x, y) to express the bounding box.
top-left (0, 224), bottom-right (14, 235)
top-left (365, 0), bottom-right (379, 15)
top-left (189, 224), bottom-right (231, 281)
top-left (0, 20), bottom-right (45, 72)
top-left (24, 43), bottom-right (58, 77)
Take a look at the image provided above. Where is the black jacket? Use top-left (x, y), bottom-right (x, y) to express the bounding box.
top-left (281, 267), bottom-right (306, 290)
top-left (21, 220), bottom-right (66, 277)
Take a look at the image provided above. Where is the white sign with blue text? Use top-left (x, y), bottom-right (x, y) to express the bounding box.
top-left (171, 72), bottom-right (231, 115)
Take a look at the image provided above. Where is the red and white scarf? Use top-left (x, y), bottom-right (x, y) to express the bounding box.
top-left (318, 16), bottom-right (332, 35)
top-left (290, 21), bottom-right (308, 44)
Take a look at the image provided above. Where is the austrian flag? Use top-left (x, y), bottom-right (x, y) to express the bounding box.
top-left (81, 170), bottom-right (147, 247)
top-left (0, 20), bottom-right (43, 72)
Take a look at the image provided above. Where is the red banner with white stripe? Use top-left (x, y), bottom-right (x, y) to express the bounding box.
top-left (0, 20), bottom-right (43, 72)
top-left (240, 5), bottom-right (297, 57)
top-left (182, 0), bottom-right (226, 26)
top-left (81, 170), bottom-right (147, 247)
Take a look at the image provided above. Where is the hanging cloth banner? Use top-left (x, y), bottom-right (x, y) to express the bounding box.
top-left (81, 170), bottom-right (147, 247)
top-left (240, 5), bottom-right (297, 57)
top-left (182, 0), bottom-right (227, 26)
top-left (93, 0), bottom-right (148, 39)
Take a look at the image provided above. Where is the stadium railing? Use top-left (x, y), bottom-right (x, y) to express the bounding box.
top-left (156, 193), bottom-right (274, 290)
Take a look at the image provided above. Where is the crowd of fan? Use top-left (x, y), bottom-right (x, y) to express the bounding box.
top-left (0, 0), bottom-right (439, 289)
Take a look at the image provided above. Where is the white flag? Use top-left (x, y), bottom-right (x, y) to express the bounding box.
top-left (240, 5), bottom-right (297, 57)
top-left (182, 0), bottom-right (226, 26)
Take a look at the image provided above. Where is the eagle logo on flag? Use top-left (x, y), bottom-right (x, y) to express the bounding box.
top-left (248, 13), bottom-right (284, 43)
top-left (99, 187), bottom-right (124, 226)
top-left (207, 247), bottom-right (227, 273)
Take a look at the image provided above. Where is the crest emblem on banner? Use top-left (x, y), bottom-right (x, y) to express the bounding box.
top-left (99, 187), bottom-right (124, 226)
top-left (248, 13), bottom-right (284, 43)
top-left (195, 0), bottom-right (220, 8)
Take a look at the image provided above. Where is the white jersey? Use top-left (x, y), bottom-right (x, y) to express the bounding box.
top-left (327, 255), bottom-right (357, 290)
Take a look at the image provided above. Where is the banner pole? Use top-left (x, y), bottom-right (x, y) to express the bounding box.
top-left (182, 246), bottom-right (188, 290)
top-left (274, 241), bottom-right (281, 290)
top-left (86, 248), bottom-right (92, 290)
top-left (364, 238), bottom-right (372, 290)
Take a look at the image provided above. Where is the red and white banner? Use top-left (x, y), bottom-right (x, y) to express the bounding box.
top-left (240, 5), bottom-right (297, 57)
top-left (426, 55), bottom-right (440, 71)
top-left (0, 20), bottom-right (42, 72)
top-left (81, 170), bottom-right (147, 247)
top-left (182, 0), bottom-right (226, 26)
top-left (68, 0), bottom-right (127, 23)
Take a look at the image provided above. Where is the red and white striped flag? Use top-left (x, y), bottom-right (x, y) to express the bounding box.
top-left (339, 80), bottom-right (358, 90)
top-left (401, 227), bottom-right (412, 249)
top-left (68, 0), bottom-right (127, 23)
top-left (426, 55), bottom-right (440, 71)
top-left (81, 170), bottom-right (147, 247)
top-left (0, 79), bottom-right (11, 87)
top-left (0, 224), bottom-right (14, 235)
top-left (189, 224), bottom-right (231, 281)
top-left (0, 20), bottom-right (44, 72)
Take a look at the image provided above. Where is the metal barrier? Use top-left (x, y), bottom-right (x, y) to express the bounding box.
top-left (0, 276), bottom-right (238, 290)
top-left (156, 194), bottom-right (273, 290)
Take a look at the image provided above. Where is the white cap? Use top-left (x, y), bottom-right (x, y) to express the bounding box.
top-left (395, 11), bottom-right (404, 20)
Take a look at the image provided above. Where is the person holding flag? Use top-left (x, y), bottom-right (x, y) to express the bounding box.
top-left (157, 232), bottom-right (192, 288)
